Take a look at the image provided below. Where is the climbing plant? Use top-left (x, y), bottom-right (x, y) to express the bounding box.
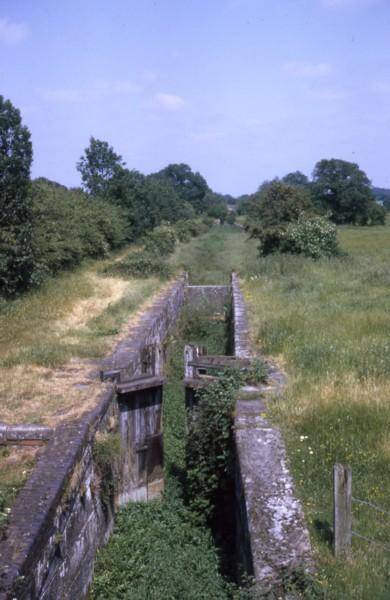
top-left (185, 369), bottom-right (243, 524)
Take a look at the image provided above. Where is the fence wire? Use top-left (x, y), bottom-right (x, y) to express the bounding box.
top-left (352, 497), bottom-right (390, 519)
top-left (352, 530), bottom-right (390, 552)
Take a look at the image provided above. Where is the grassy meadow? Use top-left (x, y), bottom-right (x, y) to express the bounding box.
top-left (241, 223), bottom-right (390, 598)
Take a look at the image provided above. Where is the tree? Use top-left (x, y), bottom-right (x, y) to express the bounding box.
top-left (246, 180), bottom-right (313, 255)
top-left (204, 191), bottom-right (228, 223)
top-left (312, 159), bottom-right (385, 225)
top-left (0, 96), bottom-right (34, 295)
top-left (281, 171), bottom-right (309, 187)
top-left (156, 163), bottom-right (209, 213)
top-left (77, 137), bottom-right (125, 197)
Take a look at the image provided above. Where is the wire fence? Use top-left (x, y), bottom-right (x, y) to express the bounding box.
top-left (333, 464), bottom-right (390, 557)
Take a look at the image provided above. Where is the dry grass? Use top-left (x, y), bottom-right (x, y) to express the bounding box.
top-left (54, 274), bottom-right (131, 334)
top-left (0, 275), bottom-right (167, 426)
top-left (0, 248), bottom-right (167, 517)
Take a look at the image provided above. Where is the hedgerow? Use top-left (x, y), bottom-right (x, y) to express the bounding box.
top-left (104, 251), bottom-right (172, 279)
top-left (30, 179), bottom-right (127, 286)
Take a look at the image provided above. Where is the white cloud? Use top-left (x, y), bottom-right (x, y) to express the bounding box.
top-left (371, 80), bottom-right (390, 94)
top-left (155, 93), bottom-right (185, 111)
top-left (0, 17), bottom-right (28, 44)
top-left (285, 61), bottom-right (332, 77)
top-left (37, 80), bottom-right (141, 103)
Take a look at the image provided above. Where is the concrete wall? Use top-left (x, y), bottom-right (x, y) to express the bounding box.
top-left (231, 273), bottom-right (312, 593)
top-left (185, 284), bottom-right (230, 312)
top-left (0, 279), bottom-right (185, 600)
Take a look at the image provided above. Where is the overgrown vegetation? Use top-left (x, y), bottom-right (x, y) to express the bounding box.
top-left (104, 251), bottom-right (172, 279)
top-left (92, 294), bottom-right (252, 598)
top-left (93, 432), bottom-right (121, 508)
top-left (185, 371), bottom-right (241, 524)
top-left (96, 223), bottom-right (390, 598)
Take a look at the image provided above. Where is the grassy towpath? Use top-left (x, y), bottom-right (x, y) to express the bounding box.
top-left (0, 247), bottom-right (164, 528)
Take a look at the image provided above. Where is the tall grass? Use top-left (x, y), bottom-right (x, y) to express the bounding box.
top-left (170, 224), bottom-right (256, 284)
top-left (242, 223), bottom-right (390, 598)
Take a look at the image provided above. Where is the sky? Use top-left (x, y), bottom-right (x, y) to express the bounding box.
top-left (1, 0), bottom-right (389, 196)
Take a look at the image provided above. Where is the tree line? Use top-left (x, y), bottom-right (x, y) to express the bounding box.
top-left (0, 96), bottom-right (229, 297)
top-left (237, 163), bottom-right (387, 259)
top-left (237, 163), bottom-right (387, 226)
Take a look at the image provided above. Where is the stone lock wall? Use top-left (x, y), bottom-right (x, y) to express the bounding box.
top-left (231, 273), bottom-right (312, 592)
top-left (0, 279), bottom-right (185, 600)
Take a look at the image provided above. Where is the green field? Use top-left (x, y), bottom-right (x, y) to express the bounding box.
top-left (242, 223), bottom-right (390, 598)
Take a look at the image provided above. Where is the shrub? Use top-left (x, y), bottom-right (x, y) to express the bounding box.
top-left (247, 181), bottom-right (314, 256)
top-left (201, 216), bottom-right (214, 229)
top-left (143, 224), bottom-right (176, 256)
top-left (281, 214), bottom-right (339, 259)
top-left (105, 251), bottom-right (172, 279)
top-left (226, 212), bottom-right (236, 225)
top-left (93, 432), bottom-right (121, 507)
top-left (174, 219), bottom-right (202, 242)
top-left (185, 370), bottom-right (242, 524)
top-left (30, 179), bottom-right (126, 285)
top-left (365, 202), bottom-right (386, 225)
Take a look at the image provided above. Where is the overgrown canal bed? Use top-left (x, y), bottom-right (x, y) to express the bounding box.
top-left (91, 299), bottom-right (252, 599)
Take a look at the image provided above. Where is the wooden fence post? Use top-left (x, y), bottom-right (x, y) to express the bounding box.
top-left (333, 463), bottom-right (352, 558)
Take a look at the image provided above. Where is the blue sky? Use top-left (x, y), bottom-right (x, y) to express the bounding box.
top-left (1, 0), bottom-right (389, 195)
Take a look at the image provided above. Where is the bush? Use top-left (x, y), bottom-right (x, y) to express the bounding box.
top-left (174, 219), bottom-right (200, 242)
top-left (281, 214), bottom-right (339, 259)
top-left (186, 370), bottom-right (242, 524)
top-left (30, 179), bottom-right (126, 285)
top-left (247, 181), bottom-right (314, 256)
top-left (105, 251), bottom-right (172, 279)
top-left (143, 224), bottom-right (176, 256)
top-left (365, 202), bottom-right (386, 225)
top-left (226, 212), bottom-right (236, 225)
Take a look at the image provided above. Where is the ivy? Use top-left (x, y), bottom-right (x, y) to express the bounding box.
top-left (185, 369), bottom-right (242, 524)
